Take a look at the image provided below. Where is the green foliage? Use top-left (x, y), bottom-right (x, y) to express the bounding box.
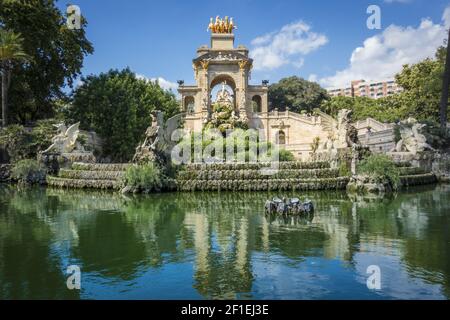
top-left (394, 46), bottom-right (447, 122)
top-left (123, 163), bottom-right (164, 192)
top-left (11, 159), bottom-right (46, 184)
top-left (357, 154), bottom-right (400, 190)
top-left (177, 129), bottom-right (296, 162)
top-left (320, 96), bottom-right (407, 122)
top-left (279, 149), bottom-right (295, 162)
top-left (0, 0), bottom-right (93, 123)
top-left (68, 68), bottom-right (179, 162)
top-left (0, 119), bottom-right (57, 162)
top-left (269, 76), bottom-right (329, 113)
top-left (311, 137), bottom-right (320, 154)
top-left (0, 28), bottom-right (30, 126)
top-left (338, 162), bottom-right (351, 177)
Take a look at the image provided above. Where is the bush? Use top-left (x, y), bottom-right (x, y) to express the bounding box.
top-left (357, 154), bottom-right (400, 190)
top-left (0, 120), bottom-right (57, 162)
top-left (11, 159), bottom-right (46, 184)
top-left (123, 163), bottom-right (163, 192)
top-left (279, 149), bottom-right (295, 161)
top-left (176, 130), bottom-right (297, 163)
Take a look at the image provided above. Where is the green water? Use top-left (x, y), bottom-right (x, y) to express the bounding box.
top-left (0, 184), bottom-right (449, 300)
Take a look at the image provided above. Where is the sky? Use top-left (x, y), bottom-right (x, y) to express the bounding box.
top-left (57, 0), bottom-right (450, 92)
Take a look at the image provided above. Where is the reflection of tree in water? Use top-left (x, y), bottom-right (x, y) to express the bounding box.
top-left (347, 184), bottom-right (450, 298)
top-left (2, 184), bottom-right (450, 298)
top-left (0, 185), bottom-right (79, 299)
top-left (399, 185), bottom-right (450, 298)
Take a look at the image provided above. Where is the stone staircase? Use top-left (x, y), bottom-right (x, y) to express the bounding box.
top-left (397, 163), bottom-right (437, 187)
top-left (176, 161), bottom-right (349, 192)
top-left (47, 162), bottom-right (130, 190)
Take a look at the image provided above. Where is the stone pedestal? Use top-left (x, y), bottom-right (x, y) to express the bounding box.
top-left (211, 33), bottom-right (234, 50)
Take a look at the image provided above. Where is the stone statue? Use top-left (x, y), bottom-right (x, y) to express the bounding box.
top-left (132, 112), bottom-right (165, 164)
top-left (207, 16), bottom-right (236, 34)
top-left (391, 118), bottom-right (435, 154)
top-left (215, 81), bottom-right (232, 105)
top-left (228, 17), bottom-right (236, 33)
top-left (207, 17), bottom-right (215, 33)
top-left (318, 109), bottom-right (359, 150)
top-left (41, 122), bottom-right (83, 155)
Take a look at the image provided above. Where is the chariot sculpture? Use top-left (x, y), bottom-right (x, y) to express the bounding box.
top-left (207, 16), bottom-right (237, 34)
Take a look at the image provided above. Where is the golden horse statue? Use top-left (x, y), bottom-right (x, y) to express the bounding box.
top-left (207, 16), bottom-right (237, 34)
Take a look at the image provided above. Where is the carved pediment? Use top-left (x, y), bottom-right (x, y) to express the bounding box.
top-left (193, 51), bottom-right (252, 64)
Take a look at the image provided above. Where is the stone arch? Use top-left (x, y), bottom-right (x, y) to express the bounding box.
top-left (276, 130), bottom-right (286, 145)
top-left (184, 96), bottom-right (195, 114)
top-left (251, 95), bottom-right (262, 112)
top-left (209, 74), bottom-right (237, 109)
top-left (210, 74), bottom-right (237, 90)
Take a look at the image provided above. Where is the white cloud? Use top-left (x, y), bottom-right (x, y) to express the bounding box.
top-left (136, 74), bottom-right (178, 92)
top-left (250, 21), bottom-right (328, 71)
top-left (308, 74), bottom-right (318, 83)
top-left (320, 8), bottom-right (449, 89)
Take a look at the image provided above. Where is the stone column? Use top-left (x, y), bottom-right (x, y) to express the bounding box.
top-left (200, 61), bottom-right (210, 123)
top-left (238, 60), bottom-right (248, 121)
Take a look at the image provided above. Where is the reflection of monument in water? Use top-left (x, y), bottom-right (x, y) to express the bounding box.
top-left (4, 186), bottom-right (449, 298)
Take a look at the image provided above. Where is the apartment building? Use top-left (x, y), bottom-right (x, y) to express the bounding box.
top-left (327, 79), bottom-right (403, 99)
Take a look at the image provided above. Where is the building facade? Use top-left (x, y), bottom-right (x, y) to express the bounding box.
top-left (328, 79), bottom-right (403, 99)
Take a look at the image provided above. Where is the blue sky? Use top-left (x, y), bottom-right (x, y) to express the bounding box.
top-left (58, 0), bottom-right (450, 91)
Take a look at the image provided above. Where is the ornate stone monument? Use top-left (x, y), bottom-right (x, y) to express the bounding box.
top-left (178, 17), bottom-right (268, 132)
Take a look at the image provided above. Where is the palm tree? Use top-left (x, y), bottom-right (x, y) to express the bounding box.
top-left (0, 29), bottom-right (29, 127)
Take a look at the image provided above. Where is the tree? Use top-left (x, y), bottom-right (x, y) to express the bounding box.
top-left (440, 29), bottom-right (450, 133)
top-left (394, 46), bottom-right (447, 123)
top-left (268, 76), bottom-right (329, 113)
top-left (0, 0), bottom-right (93, 124)
top-left (0, 29), bottom-right (29, 127)
top-left (319, 95), bottom-right (407, 123)
top-left (69, 68), bottom-right (179, 162)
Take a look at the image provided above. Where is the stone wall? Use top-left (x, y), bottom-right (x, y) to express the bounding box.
top-left (251, 110), bottom-right (329, 160)
top-left (358, 129), bottom-right (395, 153)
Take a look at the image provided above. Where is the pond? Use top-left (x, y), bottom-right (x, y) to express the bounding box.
top-left (0, 184), bottom-right (449, 300)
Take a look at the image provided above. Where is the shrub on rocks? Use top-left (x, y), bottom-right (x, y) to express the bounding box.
top-left (122, 163), bottom-right (171, 193)
top-left (357, 154), bottom-right (400, 190)
top-left (11, 159), bottom-right (47, 185)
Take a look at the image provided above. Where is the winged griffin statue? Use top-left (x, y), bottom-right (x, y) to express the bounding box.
top-left (316, 109), bottom-right (359, 151)
top-left (41, 122), bottom-right (83, 155)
